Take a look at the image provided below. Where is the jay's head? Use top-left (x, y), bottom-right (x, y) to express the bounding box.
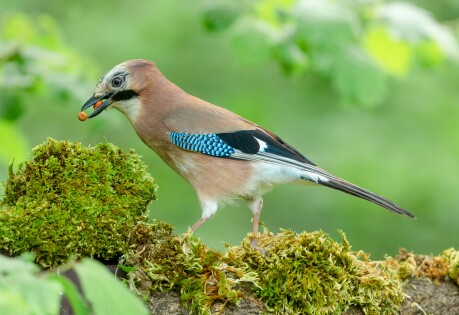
top-left (81, 59), bottom-right (155, 121)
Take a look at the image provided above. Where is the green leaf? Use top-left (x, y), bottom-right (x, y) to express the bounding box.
top-left (0, 253), bottom-right (38, 275)
top-left (202, 3), bottom-right (241, 32)
top-left (0, 291), bottom-right (29, 315)
top-left (376, 2), bottom-right (459, 61)
top-left (117, 264), bottom-right (137, 273)
top-left (273, 40), bottom-right (309, 75)
top-left (254, 0), bottom-right (294, 26)
top-left (0, 254), bottom-right (62, 315)
top-left (364, 26), bottom-right (413, 77)
top-left (417, 40), bottom-right (444, 67)
top-left (0, 119), bottom-right (28, 165)
top-left (331, 46), bottom-right (387, 108)
top-left (0, 92), bottom-right (25, 121)
top-left (0, 13), bottom-right (99, 106)
top-left (229, 19), bottom-right (272, 65)
top-left (75, 259), bottom-right (149, 315)
top-left (293, 0), bottom-right (359, 48)
top-left (48, 275), bottom-right (90, 315)
top-left (0, 13), bottom-right (62, 49)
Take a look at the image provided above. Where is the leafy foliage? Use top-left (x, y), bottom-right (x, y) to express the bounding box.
top-left (75, 259), bottom-right (149, 315)
top-left (0, 138), bottom-right (157, 267)
top-left (0, 253), bottom-right (61, 315)
top-left (0, 254), bottom-right (149, 315)
top-left (0, 13), bottom-right (98, 165)
top-left (201, 0), bottom-right (459, 107)
top-left (0, 12), bottom-right (97, 105)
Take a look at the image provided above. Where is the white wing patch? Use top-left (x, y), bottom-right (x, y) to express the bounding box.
top-left (255, 138), bottom-right (268, 152)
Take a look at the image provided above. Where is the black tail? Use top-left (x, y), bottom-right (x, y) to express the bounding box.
top-left (312, 176), bottom-right (415, 218)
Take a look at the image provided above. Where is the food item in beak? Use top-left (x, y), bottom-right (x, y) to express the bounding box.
top-left (78, 111), bottom-right (88, 121)
top-left (93, 100), bottom-right (104, 110)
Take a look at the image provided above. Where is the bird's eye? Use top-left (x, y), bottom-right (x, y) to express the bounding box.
top-left (111, 76), bottom-right (124, 88)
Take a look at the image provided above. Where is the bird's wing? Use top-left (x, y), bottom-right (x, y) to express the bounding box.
top-left (167, 128), bottom-right (343, 185)
top-left (214, 128), bottom-right (339, 183)
top-left (168, 128), bottom-right (315, 166)
top-left (163, 104), bottom-right (316, 166)
top-left (167, 128), bottom-right (415, 218)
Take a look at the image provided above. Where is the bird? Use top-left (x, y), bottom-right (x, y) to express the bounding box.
top-left (80, 59), bottom-right (415, 236)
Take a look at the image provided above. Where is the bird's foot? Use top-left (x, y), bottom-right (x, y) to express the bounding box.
top-left (249, 234), bottom-right (268, 256)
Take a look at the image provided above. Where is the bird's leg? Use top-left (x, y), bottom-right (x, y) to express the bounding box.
top-left (252, 203), bottom-right (262, 235)
top-left (247, 197), bottom-right (263, 248)
top-left (190, 217), bottom-right (208, 232)
top-left (190, 197), bottom-right (217, 232)
top-left (248, 197), bottom-right (263, 234)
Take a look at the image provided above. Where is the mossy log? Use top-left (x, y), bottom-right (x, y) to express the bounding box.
top-left (2, 139), bottom-right (458, 315)
top-left (57, 253), bottom-right (459, 315)
top-left (145, 276), bottom-right (459, 315)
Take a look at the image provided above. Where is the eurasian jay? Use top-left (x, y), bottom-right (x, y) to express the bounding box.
top-left (80, 59), bottom-right (414, 234)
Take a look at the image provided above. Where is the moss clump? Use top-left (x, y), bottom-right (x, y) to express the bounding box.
top-left (123, 221), bottom-right (258, 314)
top-left (384, 249), bottom-right (450, 281)
top-left (125, 226), bottom-right (404, 315)
top-left (383, 248), bottom-right (459, 284)
top-left (0, 138), bottom-right (157, 267)
top-left (227, 230), bottom-right (404, 315)
top-left (444, 248), bottom-right (459, 284)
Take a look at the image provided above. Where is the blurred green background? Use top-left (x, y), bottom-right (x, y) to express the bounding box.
top-left (1, 0), bottom-right (458, 258)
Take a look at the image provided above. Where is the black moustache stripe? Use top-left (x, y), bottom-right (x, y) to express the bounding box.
top-left (112, 90), bottom-right (139, 102)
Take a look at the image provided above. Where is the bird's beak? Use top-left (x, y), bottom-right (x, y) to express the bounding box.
top-left (81, 92), bottom-right (115, 118)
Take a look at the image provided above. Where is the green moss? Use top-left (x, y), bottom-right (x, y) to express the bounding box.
top-left (384, 248), bottom-right (459, 284)
top-left (444, 248), bottom-right (459, 284)
top-left (0, 138), bottom-right (157, 267)
top-left (123, 222), bottom-right (258, 315)
top-left (383, 249), bottom-right (451, 281)
top-left (227, 230), bottom-right (404, 315)
top-left (125, 226), bottom-right (404, 315)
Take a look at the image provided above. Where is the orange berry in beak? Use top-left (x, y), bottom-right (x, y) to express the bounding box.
top-left (93, 100), bottom-right (103, 110)
top-left (78, 112), bottom-right (87, 121)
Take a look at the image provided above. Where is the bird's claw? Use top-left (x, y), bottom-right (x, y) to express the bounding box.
top-left (249, 235), bottom-right (268, 256)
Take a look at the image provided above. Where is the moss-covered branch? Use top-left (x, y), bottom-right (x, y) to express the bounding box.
top-left (1, 139), bottom-right (458, 315)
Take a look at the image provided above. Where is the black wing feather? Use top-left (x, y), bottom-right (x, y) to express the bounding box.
top-left (217, 129), bottom-right (315, 165)
top-left (216, 130), bottom-right (260, 154)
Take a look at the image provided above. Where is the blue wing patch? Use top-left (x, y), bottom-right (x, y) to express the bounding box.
top-left (168, 129), bottom-right (315, 164)
top-left (168, 132), bottom-right (235, 157)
